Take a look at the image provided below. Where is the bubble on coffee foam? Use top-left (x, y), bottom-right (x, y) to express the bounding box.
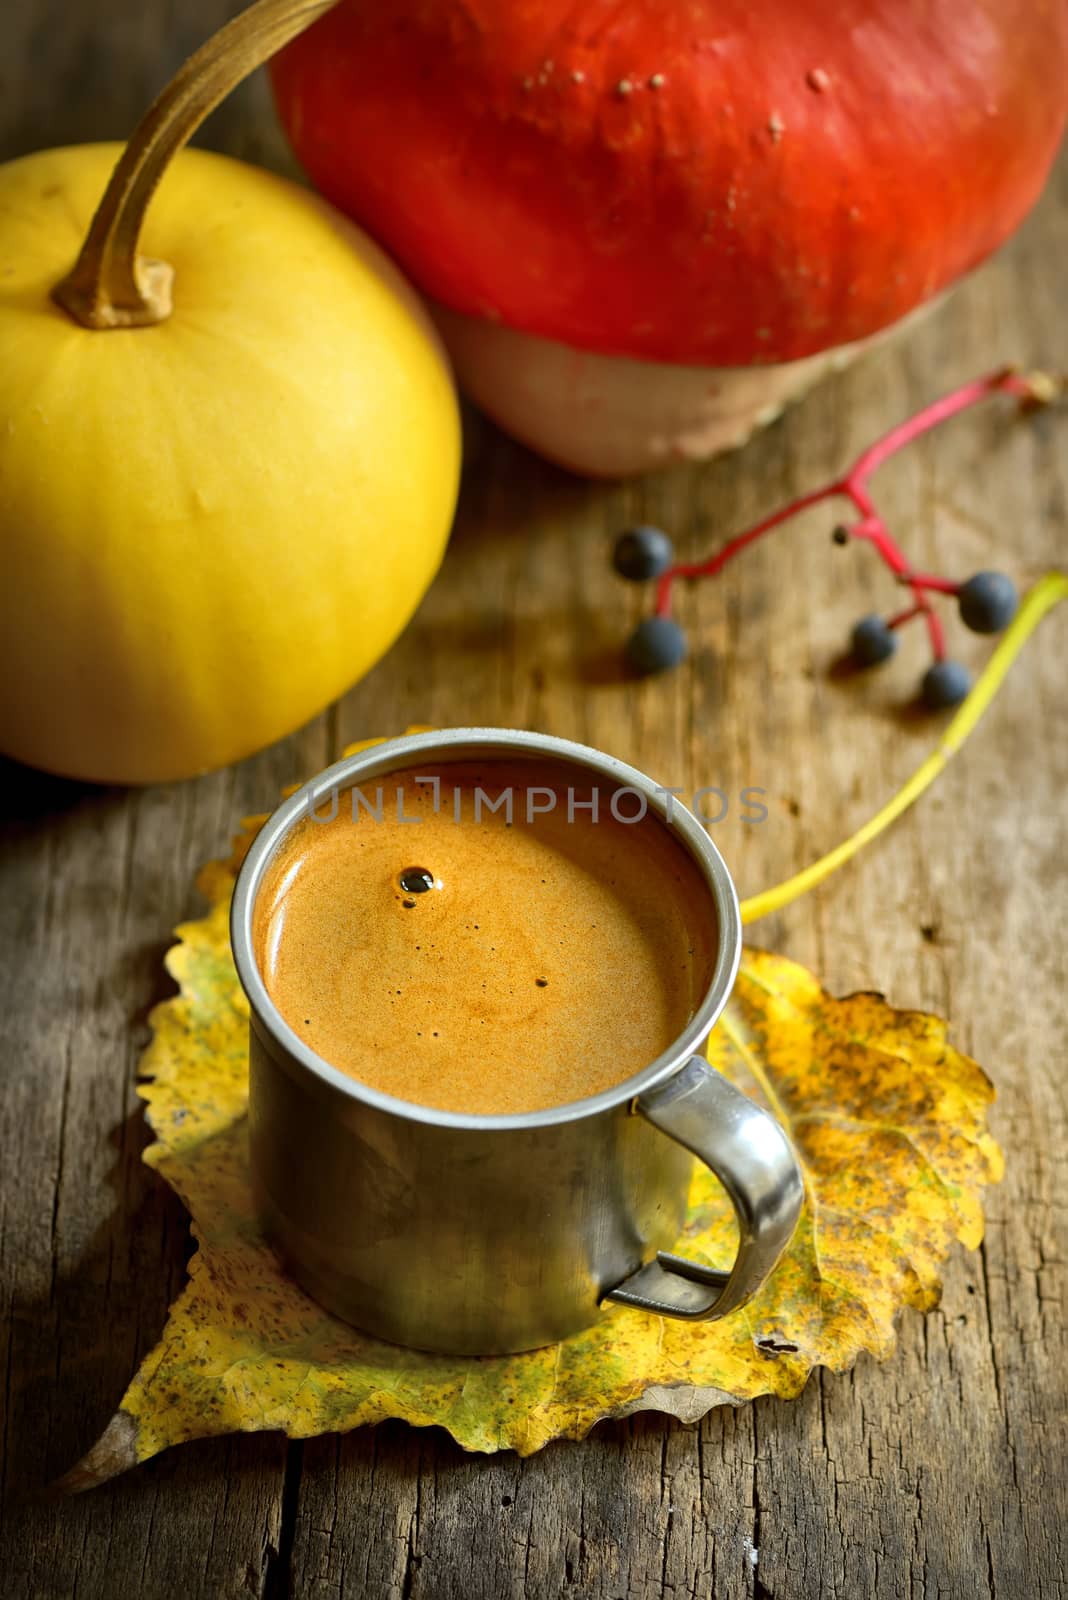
top-left (399, 867), bottom-right (436, 895)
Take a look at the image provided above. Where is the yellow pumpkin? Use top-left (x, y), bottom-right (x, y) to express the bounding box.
top-left (0, 138), bottom-right (459, 784)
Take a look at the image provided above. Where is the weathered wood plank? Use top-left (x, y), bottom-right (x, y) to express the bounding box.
top-left (0, 2), bottom-right (1065, 1597)
top-left (0, 730), bottom-right (333, 1600)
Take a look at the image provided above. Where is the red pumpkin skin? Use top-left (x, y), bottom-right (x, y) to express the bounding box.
top-left (272, 0), bottom-right (1068, 368)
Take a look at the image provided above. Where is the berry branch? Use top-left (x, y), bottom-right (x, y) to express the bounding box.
top-left (614, 367), bottom-right (1064, 707)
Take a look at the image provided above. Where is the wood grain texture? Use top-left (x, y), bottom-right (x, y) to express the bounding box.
top-left (1, 3), bottom-right (1065, 1596)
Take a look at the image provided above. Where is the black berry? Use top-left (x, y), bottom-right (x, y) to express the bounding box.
top-left (625, 617), bottom-right (687, 675)
top-left (922, 659), bottom-right (971, 710)
top-left (851, 614), bottom-right (898, 667)
top-left (613, 525), bottom-right (675, 581)
top-left (957, 571), bottom-right (1017, 634)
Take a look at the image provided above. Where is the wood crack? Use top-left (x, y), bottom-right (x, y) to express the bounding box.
top-left (264, 1440), bottom-right (303, 1600)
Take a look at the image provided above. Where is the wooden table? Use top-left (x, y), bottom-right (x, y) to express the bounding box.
top-left (2, 5), bottom-right (1065, 1595)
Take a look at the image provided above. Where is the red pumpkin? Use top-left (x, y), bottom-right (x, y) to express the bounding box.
top-left (273, 0), bottom-right (1068, 472)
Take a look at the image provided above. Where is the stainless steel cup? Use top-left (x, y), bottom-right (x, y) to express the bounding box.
top-left (230, 728), bottom-right (803, 1355)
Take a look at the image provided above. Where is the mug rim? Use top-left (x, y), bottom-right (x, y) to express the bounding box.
top-left (230, 728), bottom-right (743, 1132)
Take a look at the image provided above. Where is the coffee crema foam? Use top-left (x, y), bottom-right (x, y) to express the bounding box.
top-left (254, 758), bottom-right (718, 1115)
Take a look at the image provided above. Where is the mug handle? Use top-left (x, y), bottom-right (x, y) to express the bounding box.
top-left (604, 1056), bottom-right (804, 1321)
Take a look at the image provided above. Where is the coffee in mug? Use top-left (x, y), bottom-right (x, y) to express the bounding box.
top-left (253, 757), bottom-right (718, 1115)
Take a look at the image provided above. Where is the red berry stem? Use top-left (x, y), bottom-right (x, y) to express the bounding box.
top-left (842, 499), bottom-right (911, 575)
top-left (845, 367), bottom-right (1029, 480)
top-left (903, 573), bottom-right (960, 595)
top-left (653, 367), bottom-right (1036, 624)
top-left (653, 483), bottom-right (832, 616)
top-left (923, 604), bottom-right (947, 662)
top-left (885, 603), bottom-right (924, 629)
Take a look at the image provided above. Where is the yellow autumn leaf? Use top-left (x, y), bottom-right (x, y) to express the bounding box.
top-left (65, 733), bottom-right (1002, 1485)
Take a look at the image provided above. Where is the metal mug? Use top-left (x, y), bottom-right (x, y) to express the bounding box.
top-left (230, 728), bottom-right (804, 1355)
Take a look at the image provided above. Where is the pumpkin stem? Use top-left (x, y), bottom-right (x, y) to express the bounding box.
top-left (52, 0), bottom-right (340, 330)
